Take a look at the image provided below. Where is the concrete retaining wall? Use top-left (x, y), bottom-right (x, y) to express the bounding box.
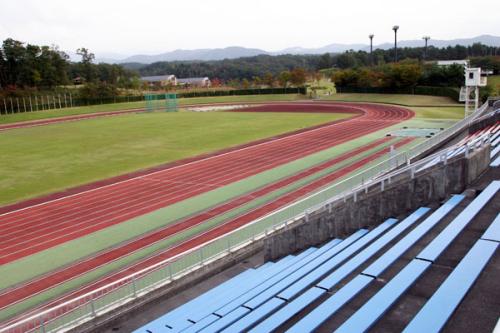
top-left (264, 143), bottom-right (491, 260)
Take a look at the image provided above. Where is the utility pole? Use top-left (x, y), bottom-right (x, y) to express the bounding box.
top-left (422, 36), bottom-right (431, 60)
top-left (393, 25), bottom-right (399, 62)
top-left (369, 34), bottom-right (374, 65)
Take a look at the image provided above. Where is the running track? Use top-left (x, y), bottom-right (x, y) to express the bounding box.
top-left (0, 102), bottom-right (413, 265)
top-left (0, 102), bottom-right (413, 324)
top-left (0, 137), bottom-right (414, 324)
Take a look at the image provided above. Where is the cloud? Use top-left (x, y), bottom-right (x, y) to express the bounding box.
top-left (1, 0), bottom-right (499, 56)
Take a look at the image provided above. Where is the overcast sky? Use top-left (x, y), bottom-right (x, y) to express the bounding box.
top-left (1, 0), bottom-right (499, 57)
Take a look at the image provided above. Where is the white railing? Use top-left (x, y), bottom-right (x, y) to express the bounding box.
top-left (0, 102), bottom-right (490, 333)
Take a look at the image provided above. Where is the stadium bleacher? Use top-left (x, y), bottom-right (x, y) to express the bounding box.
top-left (420, 122), bottom-right (500, 171)
top-left (134, 180), bottom-right (499, 333)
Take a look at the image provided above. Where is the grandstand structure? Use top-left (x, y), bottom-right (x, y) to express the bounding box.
top-left (134, 180), bottom-right (498, 332)
top-left (131, 108), bottom-right (500, 333)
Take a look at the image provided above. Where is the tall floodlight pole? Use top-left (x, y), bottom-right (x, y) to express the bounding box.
top-left (422, 36), bottom-right (431, 59)
top-left (369, 34), bottom-right (374, 65)
top-left (393, 25), bottom-right (399, 62)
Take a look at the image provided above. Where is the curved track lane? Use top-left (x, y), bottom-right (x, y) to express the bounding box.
top-left (0, 102), bottom-right (412, 264)
top-left (0, 102), bottom-right (413, 265)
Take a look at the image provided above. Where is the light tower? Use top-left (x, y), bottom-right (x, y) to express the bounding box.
top-left (392, 25), bottom-right (399, 62)
top-left (422, 36), bottom-right (430, 59)
top-left (369, 34), bottom-right (374, 65)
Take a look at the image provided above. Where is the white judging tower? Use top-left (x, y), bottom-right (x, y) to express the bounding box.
top-left (461, 67), bottom-right (487, 117)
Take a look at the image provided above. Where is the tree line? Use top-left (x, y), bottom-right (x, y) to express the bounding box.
top-left (331, 60), bottom-right (466, 89)
top-left (1, 36), bottom-right (498, 98)
top-left (130, 43), bottom-right (499, 81)
top-left (0, 38), bottom-right (140, 98)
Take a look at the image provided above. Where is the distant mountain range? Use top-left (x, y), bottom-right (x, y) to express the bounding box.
top-left (93, 35), bottom-right (500, 64)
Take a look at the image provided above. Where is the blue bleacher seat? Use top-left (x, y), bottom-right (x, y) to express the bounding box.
top-left (249, 287), bottom-right (327, 333)
top-left (211, 243), bottom-right (336, 318)
top-left (285, 198), bottom-right (462, 333)
top-left (177, 250), bottom-right (316, 330)
top-left (481, 213), bottom-right (500, 242)
top-left (135, 179), bottom-right (499, 333)
top-left (418, 181), bottom-right (500, 262)
top-left (136, 255), bottom-right (297, 333)
top-left (491, 144), bottom-right (500, 158)
top-left (336, 183), bottom-right (499, 332)
top-left (286, 276), bottom-right (374, 333)
top-left (277, 220), bottom-right (396, 301)
top-left (220, 298), bottom-right (285, 333)
top-left (198, 307), bottom-right (250, 333)
top-left (491, 155), bottom-right (500, 167)
top-left (317, 208), bottom-right (428, 290)
top-left (171, 255), bottom-right (300, 332)
top-left (335, 259), bottom-right (431, 333)
top-left (403, 240), bottom-right (498, 333)
top-left (363, 196), bottom-right (463, 277)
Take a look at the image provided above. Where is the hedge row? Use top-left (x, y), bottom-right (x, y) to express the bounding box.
top-left (335, 86), bottom-right (460, 101)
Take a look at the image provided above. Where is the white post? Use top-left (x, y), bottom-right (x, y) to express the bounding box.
top-left (58, 94), bottom-right (62, 109)
top-left (168, 264), bottom-right (173, 280)
top-left (2, 99), bottom-right (6, 114)
top-left (132, 278), bottom-right (137, 297)
top-left (64, 93), bottom-right (68, 108)
top-left (35, 95), bottom-right (38, 111)
top-left (9, 98), bottom-right (13, 113)
top-left (474, 86), bottom-right (479, 111)
top-left (29, 96), bottom-right (33, 112)
top-left (22, 97), bottom-right (26, 112)
top-left (16, 98), bottom-right (20, 113)
top-left (69, 92), bottom-right (73, 107)
top-left (90, 297), bottom-right (96, 317)
top-left (40, 316), bottom-right (46, 333)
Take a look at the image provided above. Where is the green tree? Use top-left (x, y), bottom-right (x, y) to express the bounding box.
top-left (263, 72), bottom-right (274, 87)
top-left (76, 47), bottom-right (96, 83)
top-left (278, 71), bottom-right (291, 88)
top-left (290, 68), bottom-right (307, 86)
top-left (317, 53), bottom-right (333, 70)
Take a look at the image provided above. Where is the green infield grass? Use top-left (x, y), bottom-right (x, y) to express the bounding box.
top-left (322, 93), bottom-right (459, 106)
top-left (0, 111), bottom-right (351, 205)
top-left (487, 75), bottom-right (500, 96)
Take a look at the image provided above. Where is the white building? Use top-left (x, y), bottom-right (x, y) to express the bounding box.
top-left (140, 75), bottom-right (177, 87)
top-left (177, 77), bottom-right (211, 87)
top-left (437, 60), bottom-right (469, 67)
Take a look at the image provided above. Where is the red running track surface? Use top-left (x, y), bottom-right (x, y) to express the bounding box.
top-left (0, 137), bottom-right (414, 324)
top-left (0, 102), bottom-right (412, 265)
top-left (0, 102), bottom-right (412, 266)
top-left (0, 136), bottom-right (397, 311)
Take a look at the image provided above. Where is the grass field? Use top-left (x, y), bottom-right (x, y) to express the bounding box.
top-left (488, 75), bottom-right (500, 96)
top-left (0, 111), bottom-right (352, 205)
top-left (322, 93), bottom-right (459, 106)
top-left (0, 94), bottom-right (305, 125)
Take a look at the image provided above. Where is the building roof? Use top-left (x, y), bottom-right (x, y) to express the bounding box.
top-left (437, 60), bottom-right (469, 67)
top-left (177, 77), bottom-right (210, 84)
top-left (140, 75), bottom-right (176, 82)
